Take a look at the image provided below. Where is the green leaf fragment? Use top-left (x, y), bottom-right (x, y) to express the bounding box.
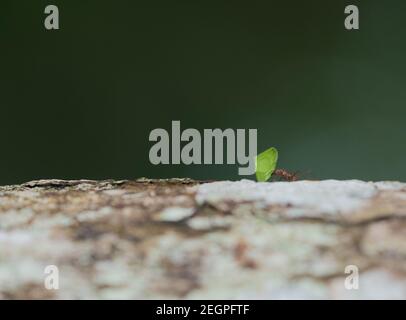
top-left (255, 147), bottom-right (278, 182)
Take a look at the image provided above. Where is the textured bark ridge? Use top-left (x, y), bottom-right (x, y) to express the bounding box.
top-left (1, 178), bottom-right (406, 299)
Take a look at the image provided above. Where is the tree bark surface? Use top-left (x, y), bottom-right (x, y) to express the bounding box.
top-left (1, 178), bottom-right (406, 299)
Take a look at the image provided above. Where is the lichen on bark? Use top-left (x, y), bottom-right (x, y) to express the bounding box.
top-left (0, 178), bottom-right (405, 299)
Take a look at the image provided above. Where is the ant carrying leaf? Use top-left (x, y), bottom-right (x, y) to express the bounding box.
top-left (255, 147), bottom-right (299, 182)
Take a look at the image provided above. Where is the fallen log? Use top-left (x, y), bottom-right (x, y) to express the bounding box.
top-left (0, 178), bottom-right (405, 299)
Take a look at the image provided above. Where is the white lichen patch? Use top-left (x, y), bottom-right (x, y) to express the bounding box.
top-left (0, 208), bottom-right (34, 229)
top-left (329, 268), bottom-right (406, 300)
top-left (196, 180), bottom-right (386, 216)
top-left (76, 207), bottom-right (113, 222)
top-left (186, 215), bottom-right (233, 230)
top-left (155, 207), bottom-right (195, 222)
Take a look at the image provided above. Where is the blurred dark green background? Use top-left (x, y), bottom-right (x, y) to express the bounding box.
top-left (1, 0), bottom-right (405, 184)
